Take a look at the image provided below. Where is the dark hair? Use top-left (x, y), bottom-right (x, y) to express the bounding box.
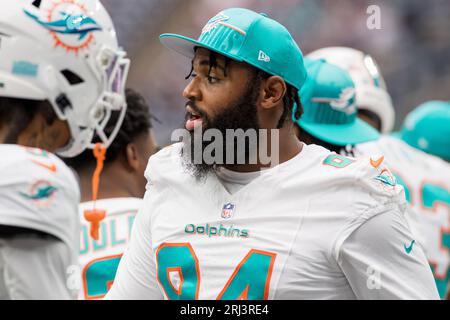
top-left (65, 88), bottom-right (154, 170)
top-left (186, 48), bottom-right (303, 128)
top-left (358, 109), bottom-right (382, 131)
top-left (0, 97), bottom-right (57, 144)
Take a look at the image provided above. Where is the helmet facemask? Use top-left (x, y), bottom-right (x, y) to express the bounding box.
top-left (56, 46), bottom-right (130, 158)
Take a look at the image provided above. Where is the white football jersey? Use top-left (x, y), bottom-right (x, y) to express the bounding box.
top-left (356, 135), bottom-right (450, 298)
top-left (0, 144), bottom-right (79, 254)
top-left (0, 144), bottom-right (80, 299)
top-left (78, 197), bottom-right (140, 300)
top-left (107, 143), bottom-right (439, 300)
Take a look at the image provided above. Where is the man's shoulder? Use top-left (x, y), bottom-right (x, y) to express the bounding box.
top-left (0, 145), bottom-right (79, 246)
top-left (144, 143), bottom-right (187, 183)
top-left (298, 145), bottom-right (406, 211)
top-left (150, 143), bottom-right (182, 162)
top-left (0, 144), bottom-right (78, 190)
top-left (298, 144), bottom-right (370, 183)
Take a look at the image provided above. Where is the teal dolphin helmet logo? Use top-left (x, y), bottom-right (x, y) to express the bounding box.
top-left (24, 9), bottom-right (102, 40)
top-left (23, 0), bottom-right (103, 54)
top-left (20, 180), bottom-right (58, 207)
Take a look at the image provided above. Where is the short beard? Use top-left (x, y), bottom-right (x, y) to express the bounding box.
top-left (181, 75), bottom-right (262, 181)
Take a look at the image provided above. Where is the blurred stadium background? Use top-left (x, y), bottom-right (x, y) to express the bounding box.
top-left (102, 0), bottom-right (450, 145)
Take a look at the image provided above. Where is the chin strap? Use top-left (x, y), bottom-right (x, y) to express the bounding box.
top-left (83, 143), bottom-right (106, 240)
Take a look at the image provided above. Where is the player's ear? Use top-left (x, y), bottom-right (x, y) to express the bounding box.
top-left (260, 76), bottom-right (286, 110)
top-left (125, 143), bottom-right (140, 172)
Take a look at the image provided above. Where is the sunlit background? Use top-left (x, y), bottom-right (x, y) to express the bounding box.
top-left (102, 0), bottom-right (450, 145)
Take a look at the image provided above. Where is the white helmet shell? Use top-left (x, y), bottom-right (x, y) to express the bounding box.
top-left (306, 47), bottom-right (395, 133)
top-left (0, 0), bottom-right (130, 157)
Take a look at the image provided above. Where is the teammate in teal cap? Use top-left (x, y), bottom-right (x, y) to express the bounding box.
top-left (400, 101), bottom-right (450, 299)
top-left (385, 101), bottom-right (450, 299)
top-left (400, 101), bottom-right (450, 162)
top-left (107, 8), bottom-right (438, 300)
top-left (304, 48), bottom-right (449, 299)
top-left (307, 47), bottom-right (395, 134)
top-left (402, 101), bottom-right (450, 297)
top-left (356, 101), bottom-right (450, 299)
top-left (296, 56), bottom-right (448, 299)
top-left (293, 58), bottom-right (380, 154)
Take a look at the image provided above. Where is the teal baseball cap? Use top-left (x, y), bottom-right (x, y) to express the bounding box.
top-left (294, 58), bottom-right (380, 146)
top-left (400, 101), bottom-right (450, 161)
top-left (159, 8), bottom-right (307, 90)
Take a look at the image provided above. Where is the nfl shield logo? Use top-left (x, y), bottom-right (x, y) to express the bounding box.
top-left (221, 203), bottom-right (235, 219)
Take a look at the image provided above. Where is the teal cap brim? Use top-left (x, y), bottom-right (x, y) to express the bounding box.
top-left (300, 118), bottom-right (380, 146)
top-left (160, 33), bottom-right (244, 62)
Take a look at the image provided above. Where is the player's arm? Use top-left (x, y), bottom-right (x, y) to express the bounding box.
top-left (336, 207), bottom-right (439, 299)
top-left (0, 233), bottom-right (76, 299)
top-left (105, 190), bottom-right (163, 300)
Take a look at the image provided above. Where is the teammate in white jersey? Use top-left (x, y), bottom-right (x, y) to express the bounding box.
top-left (296, 48), bottom-right (447, 298)
top-left (65, 89), bottom-right (159, 299)
top-left (357, 101), bottom-right (450, 299)
top-left (0, 146), bottom-right (79, 299)
top-left (292, 58), bottom-right (440, 298)
top-left (307, 46), bottom-right (449, 298)
top-left (0, 0), bottom-right (129, 299)
top-left (107, 8), bottom-right (438, 300)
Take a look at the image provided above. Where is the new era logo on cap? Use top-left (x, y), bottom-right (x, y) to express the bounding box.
top-left (258, 50), bottom-right (270, 62)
